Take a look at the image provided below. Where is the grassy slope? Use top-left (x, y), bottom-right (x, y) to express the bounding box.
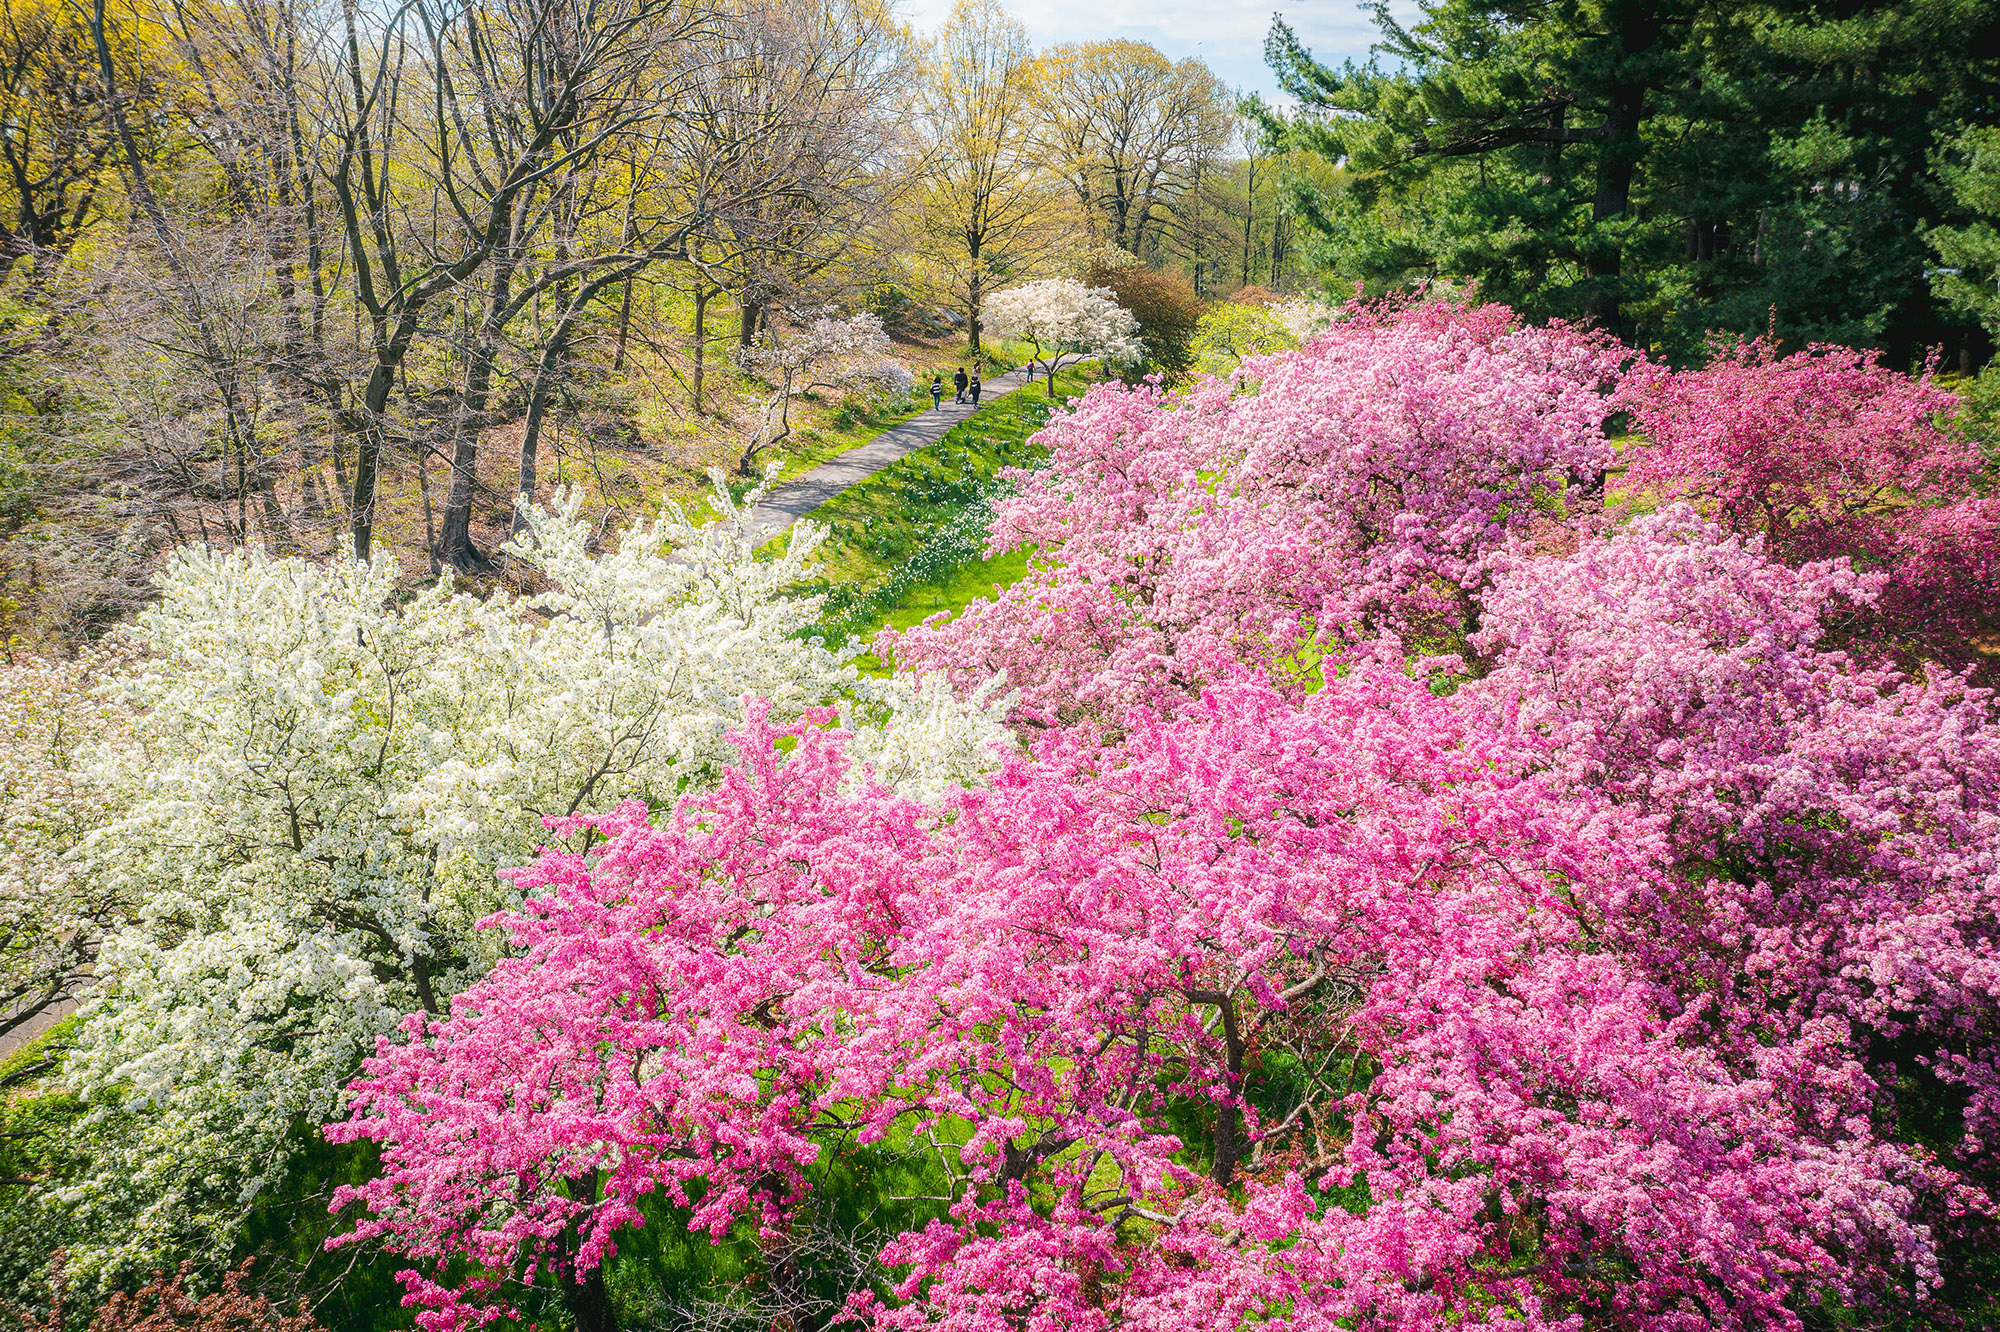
top-left (783, 366), bottom-right (1097, 663)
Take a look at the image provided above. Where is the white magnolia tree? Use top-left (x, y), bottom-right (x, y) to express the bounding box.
top-left (738, 310), bottom-right (914, 470)
top-left (984, 278), bottom-right (1141, 395)
top-left (48, 474), bottom-right (1011, 1275)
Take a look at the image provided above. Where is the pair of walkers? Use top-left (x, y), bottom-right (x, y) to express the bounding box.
top-left (928, 365), bottom-right (982, 410)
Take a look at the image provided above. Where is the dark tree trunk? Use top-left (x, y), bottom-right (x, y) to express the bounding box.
top-left (517, 266), bottom-right (637, 535)
top-left (1242, 153), bottom-right (1257, 284)
top-left (612, 277), bottom-right (633, 373)
top-left (1582, 4), bottom-right (1659, 336)
top-left (514, 330), bottom-right (568, 536)
top-left (351, 361), bottom-right (394, 561)
top-left (692, 284), bottom-right (709, 413)
top-left (555, 1170), bottom-right (618, 1332)
top-left (437, 223), bottom-right (525, 570)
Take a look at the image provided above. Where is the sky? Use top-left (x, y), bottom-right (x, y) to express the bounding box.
top-left (896, 0), bottom-right (1423, 102)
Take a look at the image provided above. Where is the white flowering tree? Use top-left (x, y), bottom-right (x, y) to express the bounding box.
top-left (738, 309), bottom-right (913, 471)
top-left (48, 473), bottom-right (1011, 1276)
top-left (983, 278), bottom-right (1141, 395)
top-left (1269, 295), bottom-right (1336, 343)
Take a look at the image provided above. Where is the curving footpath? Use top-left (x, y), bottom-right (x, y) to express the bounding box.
top-left (740, 362), bottom-right (1044, 543)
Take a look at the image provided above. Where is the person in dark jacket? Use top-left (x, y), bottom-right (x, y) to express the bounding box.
top-left (969, 370), bottom-right (982, 405)
top-left (952, 366), bottom-right (969, 403)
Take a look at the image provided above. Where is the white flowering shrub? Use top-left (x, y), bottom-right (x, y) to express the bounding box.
top-left (0, 648), bottom-right (137, 1046)
top-left (48, 473), bottom-right (1012, 1275)
top-left (984, 279), bottom-right (1141, 390)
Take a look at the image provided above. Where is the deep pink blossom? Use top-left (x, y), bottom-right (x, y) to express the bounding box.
top-left (1620, 339), bottom-right (2000, 659)
top-left (326, 310), bottom-right (2000, 1332)
top-left (1470, 506), bottom-right (2000, 1203)
top-left (333, 674), bottom-right (1948, 1332)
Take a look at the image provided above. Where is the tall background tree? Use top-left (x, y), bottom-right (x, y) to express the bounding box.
top-left (1262, 0), bottom-right (2000, 361)
top-left (1026, 40), bottom-right (1232, 258)
top-left (901, 0), bottom-right (1067, 353)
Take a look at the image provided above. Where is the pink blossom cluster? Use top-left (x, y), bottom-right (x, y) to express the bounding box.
top-left (330, 300), bottom-right (2000, 1332)
top-left (1620, 338), bottom-right (2000, 660)
top-left (333, 685), bottom-right (1957, 1332)
top-left (1469, 506), bottom-right (2000, 1189)
top-left (884, 299), bottom-right (1625, 726)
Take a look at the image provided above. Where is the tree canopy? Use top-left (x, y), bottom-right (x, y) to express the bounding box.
top-left (1263, 0), bottom-right (2000, 361)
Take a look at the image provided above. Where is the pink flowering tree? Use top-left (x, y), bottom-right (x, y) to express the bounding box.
top-left (1619, 339), bottom-right (2000, 663)
top-left (883, 298), bottom-right (1626, 728)
top-left (330, 676), bottom-right (1948, 1332)
top-left (1466, 506), bottom-right (2000, 1278)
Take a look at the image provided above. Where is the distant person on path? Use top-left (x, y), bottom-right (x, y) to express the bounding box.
top-left (929, 373), bottom-right (944, 409)
top-left (969, 370), bottom-right (982, 405)
top-left (952, 366), bottom-right (969, 403)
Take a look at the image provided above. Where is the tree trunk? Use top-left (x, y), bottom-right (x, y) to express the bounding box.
top-left (612, 277), bottom-right (633, 373)
top-left (691, 284), bottom-right (709, 413)
top-left (515, 335), bottom-right (566, 536)
top-left (437, 223), bottom-right (525, 570)
top-left (1242, 154), bottom-right (1257, 285)
top-left (967, 236), bottom-right (983, 354)
top-left (557, 1170), bottom-right (618, 1332)
top-left (1582, 4), bottom-right (1658, 336)
top-left (518, 267), bottom-right (636, 534)
top-left (738, 293), bottom-right (760, 349)
top-left (351, 360), bottom-right (394, 561)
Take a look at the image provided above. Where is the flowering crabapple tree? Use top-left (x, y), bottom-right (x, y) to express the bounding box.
top-left (1465, 506), bottom-right (2000, 1235)
top-left (1619, 338), bottom-right (2000, 662)
top-left (52, 474), bottom-right (1012, 1279)
top-left (982, 278), bottom-right (1141, 396)
top-left (887, 298), bottom-right (1625, 728)
top-left (739, 310), bottom-right (913, 472)
top-left (332, 678), bottom-right (1950, 1332)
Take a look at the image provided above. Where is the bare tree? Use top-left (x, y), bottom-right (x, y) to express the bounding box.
top-left (903, 0), bottom-right (1068, 354)
top-left (323, 0), bottom-right (703, 561)
top-left (1027, 40), bottom-right (1233, 256)
top-left (677, 0), bottom-right (913, 368)
top-left (0, 0), bottom-right (121, 327)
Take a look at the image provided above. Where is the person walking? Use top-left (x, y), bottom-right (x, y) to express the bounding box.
top-left (952, 366), bottom-right (969, 404)
top-left (969, 369), bottom-right (982, 405)
top-left (929, 373), bottom-right (944, 410)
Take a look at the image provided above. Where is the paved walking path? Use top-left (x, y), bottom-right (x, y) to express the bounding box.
top-left (741, 363), bottom-right (1043, 543)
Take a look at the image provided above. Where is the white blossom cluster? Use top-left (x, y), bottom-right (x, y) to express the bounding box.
top-left (739, 308), bottom-right (909, 390)
top-left (0, 648), bottom-right (136, 1047)
top-left (47, 472), bottom-right (1012, 1275)
top-left (1269, 295), bottom-right (1336, 343)
top-left (984, 279), bottom-right (1142, 380)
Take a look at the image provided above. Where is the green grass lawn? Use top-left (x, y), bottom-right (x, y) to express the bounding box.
top-left (782, 365), bottom-right (1096, 661)
top-left (766, 339), bottom-right (1049, 488)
